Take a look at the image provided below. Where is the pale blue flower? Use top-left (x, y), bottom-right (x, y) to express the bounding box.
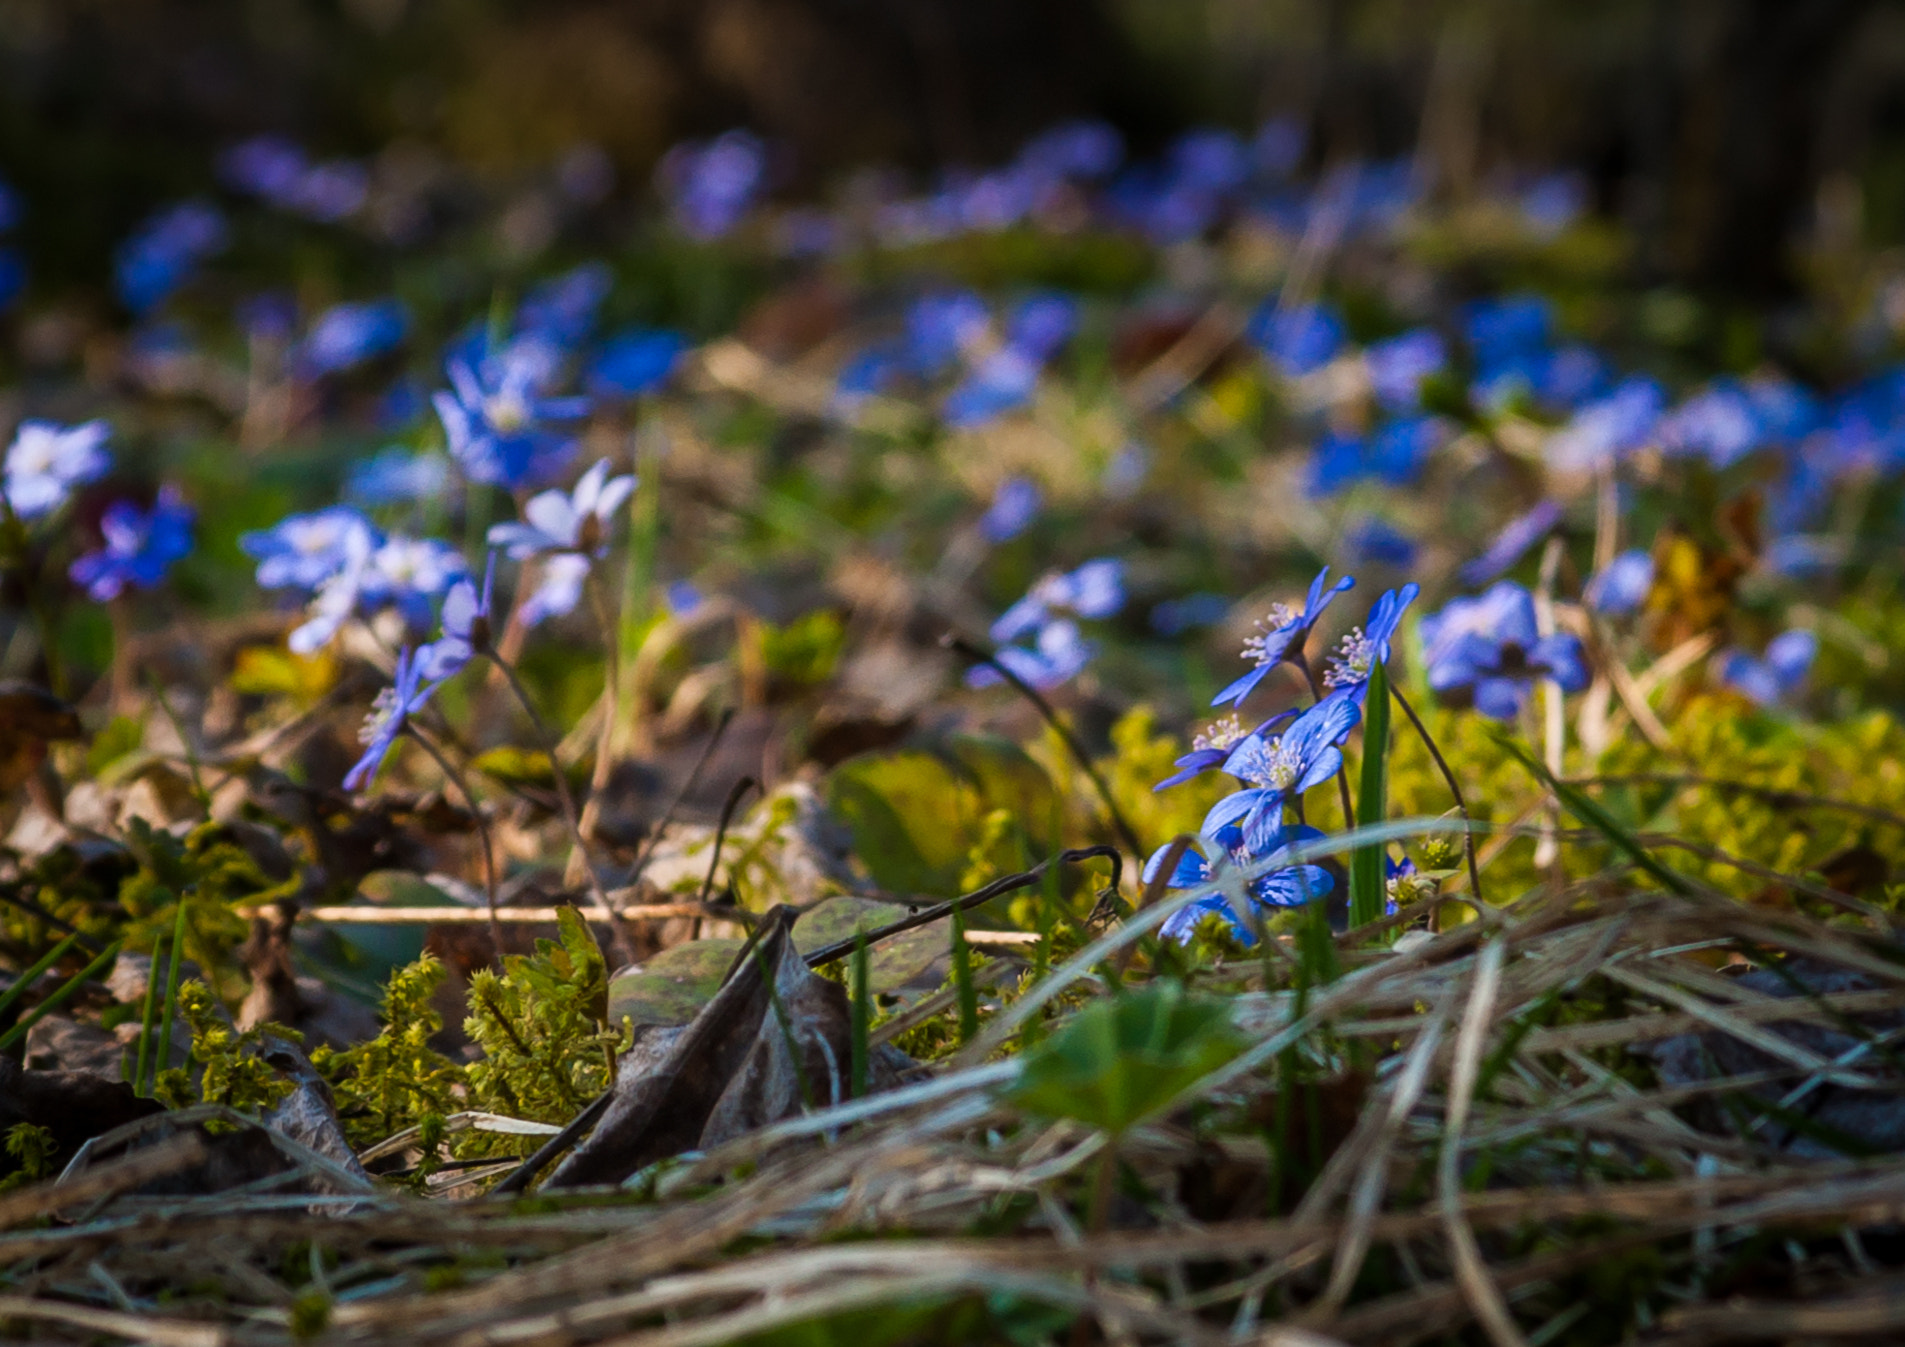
top-left (1204, 695), bottom-right (1361, 853)
top-left (3, 420), bottom-right (110, 520)
top-left (1718, 630), bottom-right (1816, 707)
top-left (343, 646), bottom-right (439, 791)
top-left (487, 458), bottom-right (636, 559)
top-left (241, 507), bottom-right (377, 591)
top-left (1585, 550), bottom-right (1653, 616)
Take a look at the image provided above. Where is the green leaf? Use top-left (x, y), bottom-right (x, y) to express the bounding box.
top-left (607, 939), bottom-right (745, 1027)
top-left (1006, 981), bottom-right (1247, 1136)
top-left (1349, 660), bottom-right (1392, 928)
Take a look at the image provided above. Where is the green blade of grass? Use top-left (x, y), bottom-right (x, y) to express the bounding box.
top-left (0, 940), bottom-right (123, 1055)
top-left (1348, 661), bottom-right (1392, 929)
top-left (155, 897), bottom-right (192, 1079)
top-left (1494, 732), bottom-right (1694, 895)
top-left (0, 932), bottom-right (80, 1022)
top-left (950, 903), bottom-right (978, 1044)
top-left (849, 931), bottom-right (870, 1100)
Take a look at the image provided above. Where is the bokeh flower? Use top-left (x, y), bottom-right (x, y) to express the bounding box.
top-left (4, 420), bottom-right (110, 520)
top-left (68, 487), bottom-right (194, 601)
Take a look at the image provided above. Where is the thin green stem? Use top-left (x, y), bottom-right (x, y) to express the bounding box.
top-left (409, 727), bottom-right (504, 962)
top-left (489, 650), bottom-right (605, 906)
top-left (1391, 685), bottom-right (1485, 908)
top-left (154, 899), bottom-right (190, 1081)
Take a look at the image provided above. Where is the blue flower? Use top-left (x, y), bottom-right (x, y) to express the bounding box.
top-left (944, 348), bottom-right (1041, 428)
top-left (1249, 301), bottom-right (1345, 377)
top-left (1211, 567), bottom-right (1354, 707)
top-left (1306, 418), bottom-right (1438, 497)
top-left (1546, 377), bottom-right (1664, 473)
top-left (68, 487), bottom-right (194, 601)
top-left (361, 536), bottom-right (468, 632)
top-left (114, 201), bottom-right (227, 314)
top-left (416, 553), bottom-right (495, 681)
top-left (1204, 695), bottom-right (1361, 853)
top-left (965, 617), bottom-right (1096, 691)
top-left (0, 248), bottom-right (24, 312)
top-left (1006, 294), bottom-right (1078, 362)
top-left (1365, 329), bottom-right (1446, 410)
top-left (990, 558), bottom-right (1125, 644)
top-left (487, 458), bottom-right (637, 559)
top-left (519, 263), bottom-right (613, 347)
top-left (519, 554), bottom-right (593, 629)
top-left (589, 329), bottom-right (685, 398)
top-left (658, 130), bottom-right (768, 239)
top-left (1717, 630), bottom-right (1816, 707)
top-left (434, 346), bottom-right (590, 488)
top-left (1322, 582), bottom-right (1419, 699)
top-left (347, 449), bottom-right (451, 506)
top-left (219, 137), bottom-right (366, 221)
top-left (978, 476), bottom-right (1041, 543)
top-left (4, 420), bottom-right (110, 520)
top-left (1343, 518), bottom-right (1418, 569)
top-left (1458, 500), bottom-right (1562, 585)
top-left (1420, 582), bottom-right (1590, 720)
top-left (1658, 382), bottom-right (1764, 469)
top-left (906, 292), bottom-right (990, 378)
top-left (1153, 710), bottom-right (1295, 790)
top-left (295, 299), bottom-right (409, 378)
top-left (1585, 550), bottom-right (1654, 616)
top-left (1018, 121), bottom-right (1124, 179)
top-left (240, 506), bottom-right (378, 591)
top-left (343, 646), bottom-right (440, 792)
top-left (1147, 824), bottom-right (1334, 945)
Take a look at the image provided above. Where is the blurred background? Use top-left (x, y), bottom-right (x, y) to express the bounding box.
top-left (5, 0), bottom-right (1904, 302)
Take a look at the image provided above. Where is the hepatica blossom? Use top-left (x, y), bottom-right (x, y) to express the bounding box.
top-left (1718, 630), bottom-right (1817, 707)
top-left (69, 487), bottom-right (194, 600)
top-left (489, 459), bottom-right (635, 627)
top-left (489, 459), bottom-right (636, 558)
top-left (4, 420), bottom-right (110, 520)
top-left (1249, 301), bottom-right (1345, 378)
top-left (1204, 694), bottom-right (1360, 852)
top-left (241, 507), bottom-right (376, 592)
top-left (972, 558), bottom-right (1124, 690)
top-left (294, 299), bottom-right (409, 378)
top-left (219, 136), bottom-right (367, 222)
top-left (978, 476), bottom-right (1041, 543)
top-left (1212, 567), bottom-right (1354, 707)
top-left (589, 329), bottom-right (686, 398)
top-left (1365, 328), bottom-right (1446, 410)
top-left (343, 646), bottom-right (439, 792)
top-left (114, 201), bottom-right (227, 314)
top-left (1146, 823), bottom-right (1334, 945)
top-left (434, 344), bottom-right (590, 488)
top-left (1420, 581), bottom-right (1589, 720)
top-left (658, 130), bottom-right (768, 239)
top-left (1322, 582), bottom-right (1419, 701)
top-left (1154, 711), bottom-right (1294, 790)
top-left (1585, 550), bottom-right (1654, 616)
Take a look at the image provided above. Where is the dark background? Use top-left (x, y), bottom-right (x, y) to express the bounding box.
top-left (4, 0), bottom-right (1904, 297)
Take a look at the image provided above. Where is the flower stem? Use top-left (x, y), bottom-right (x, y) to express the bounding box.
top-left (944, 632), bottom-right (1145, 863)
top-left (409, 726), bottom-right (504, 961)
top-left (489, 650), bottom-right (606, 907)
top-left (1390, 685), bottom-right (1486, 908)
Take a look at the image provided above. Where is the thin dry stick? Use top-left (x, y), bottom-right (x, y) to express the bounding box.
top-left (489, 651), bottom-right (606, 906)
top-left (943, 632), bottom-right (1145, 862)
top-left (409, 727), bottom-right (504, 961)
top-left (1437, 935), bottom-right (1525, 1347)
top-left (1390, 685), bottom-right (1485, 906)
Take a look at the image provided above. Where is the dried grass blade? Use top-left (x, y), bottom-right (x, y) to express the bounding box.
top-left (1437, 935), bottom-right (1526, 1347)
